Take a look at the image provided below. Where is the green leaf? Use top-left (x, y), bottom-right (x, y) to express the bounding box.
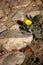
top-left (32, 15), bottom-right (43, 22)
top-left (32, 26), bottom-right (43, 39)
top-left (26, 15), bottom-right (33, 21)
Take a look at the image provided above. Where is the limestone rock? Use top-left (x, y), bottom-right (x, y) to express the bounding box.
top-left (0, 9), bottom-right (4, 18)
top-left (0, 23), bottom-right (7, 33)
top-left (7, 0), bottom-right (31, 8)
top-left (12, 10), bottom-right (25, 21)
top-left (2, 52), bottom-right (25, 65)
top-left (41, 10), bottom-right (43, 15)
top-left (34, 0), bottom-right (42, 5)
top-left (10, 24), bottom-right (20, 30)
top-left (0, 0), bottom-right (10, 15)
top-left (0, 22), bottom-right (33, 51)
top-left (2, 29), bottom-right (33, 51)
top-left (27, 11), bottom-right (41, 17)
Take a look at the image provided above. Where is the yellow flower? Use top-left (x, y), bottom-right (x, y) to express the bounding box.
top-left (24, 19), bottom-right (32, 25)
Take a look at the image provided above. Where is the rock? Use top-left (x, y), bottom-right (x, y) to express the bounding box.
top-left (0, 38), bottom-right (8, 48)
top-left (2, 17), bottom-right (14, 28)
top-left (0, 0), bottom-right (10, 15)
top-left (0, 9), bottom-right (4, 18)
top-left (4, 3), bottom-right (10, 15)
top-left (2, 16), bottom-right (8, 22)
top-left (4, 8), bottom-right (10, 15)
top-left (2, 29), bottom-right (33, 51)
top-left (4, 21), bottom-right (15, 28)
top-left (41, 10), bottom-right (43, 15)
top-left (7, 0), bottom-right (31, 8)
top-left (0, 24), bottom-right (32, 51)
top-left (0, 53), bottom-right (12, 65)
top-left (12, 10), bottom-right (25, 21)
top-left (27, 11), bottom-right (41, 17)
top-left (34, 0), bottom-right (42, 5)
top-left (0, 23), bottom-right (7, 33)
top-left (10, 24), bottom-right (20, 30)
top-left (2, 52), bottom-right (25, 65)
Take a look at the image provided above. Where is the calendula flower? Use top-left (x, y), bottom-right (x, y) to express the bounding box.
top-left (24, 19), bottom-right (32, 25)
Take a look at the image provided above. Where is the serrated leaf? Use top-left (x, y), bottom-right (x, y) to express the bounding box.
top-left (32, 15), bottom-right (43, 22)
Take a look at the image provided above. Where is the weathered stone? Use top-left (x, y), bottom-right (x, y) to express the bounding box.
top-left (10, 24), bottom-right (20, 31)
top-left (0, 53), bottom-right (12, 65)
top-left (2, 52), bottom-right (25, 65)
top-left (4, 8), bottom-right (10, 15)
top-left (2, 16), bottom-right (8, 22)
top-left (7, 0), bottom-right (31, 8)
top-left (27, 11), bottom-right (41, 17)
top-left (0, 0), bottom-right (10, 15)
top-left (0, 0), bottom-right (43, 61)
top-left (0, 38), bottom-right (8, 47)
top-left (4, 21), bottom-right (14, 28)
top-left (2, 29), bottom-right (33, 51)
top-left (34, 0), bottom-right (42, 5)
top-left (2, 18), bottom-right (14, 28)
top-left (0, 22), bottom-right (33, 51)
top-left (12, 10), bottom-right (25, 21)
top-left (0, 9), bottom-right (4, 18)
top-left (40, 10), bottom-right (43, 15)
top-left (0, 23), bottom-right (7, 33)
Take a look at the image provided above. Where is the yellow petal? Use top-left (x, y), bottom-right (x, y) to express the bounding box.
top-left (24, 19), bottom-right (32, 25)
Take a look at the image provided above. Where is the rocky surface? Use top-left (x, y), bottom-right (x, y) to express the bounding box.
top-left (0, 24), bottom-right (33, 51)
top-left (0, 22), bottom-right (7, 33)
top-left (2, 31), bottom-right (33, 51)
top-left (2, 51), bottom-right (25, 65)
top-left (0, 0), bottom-right (43, 65)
